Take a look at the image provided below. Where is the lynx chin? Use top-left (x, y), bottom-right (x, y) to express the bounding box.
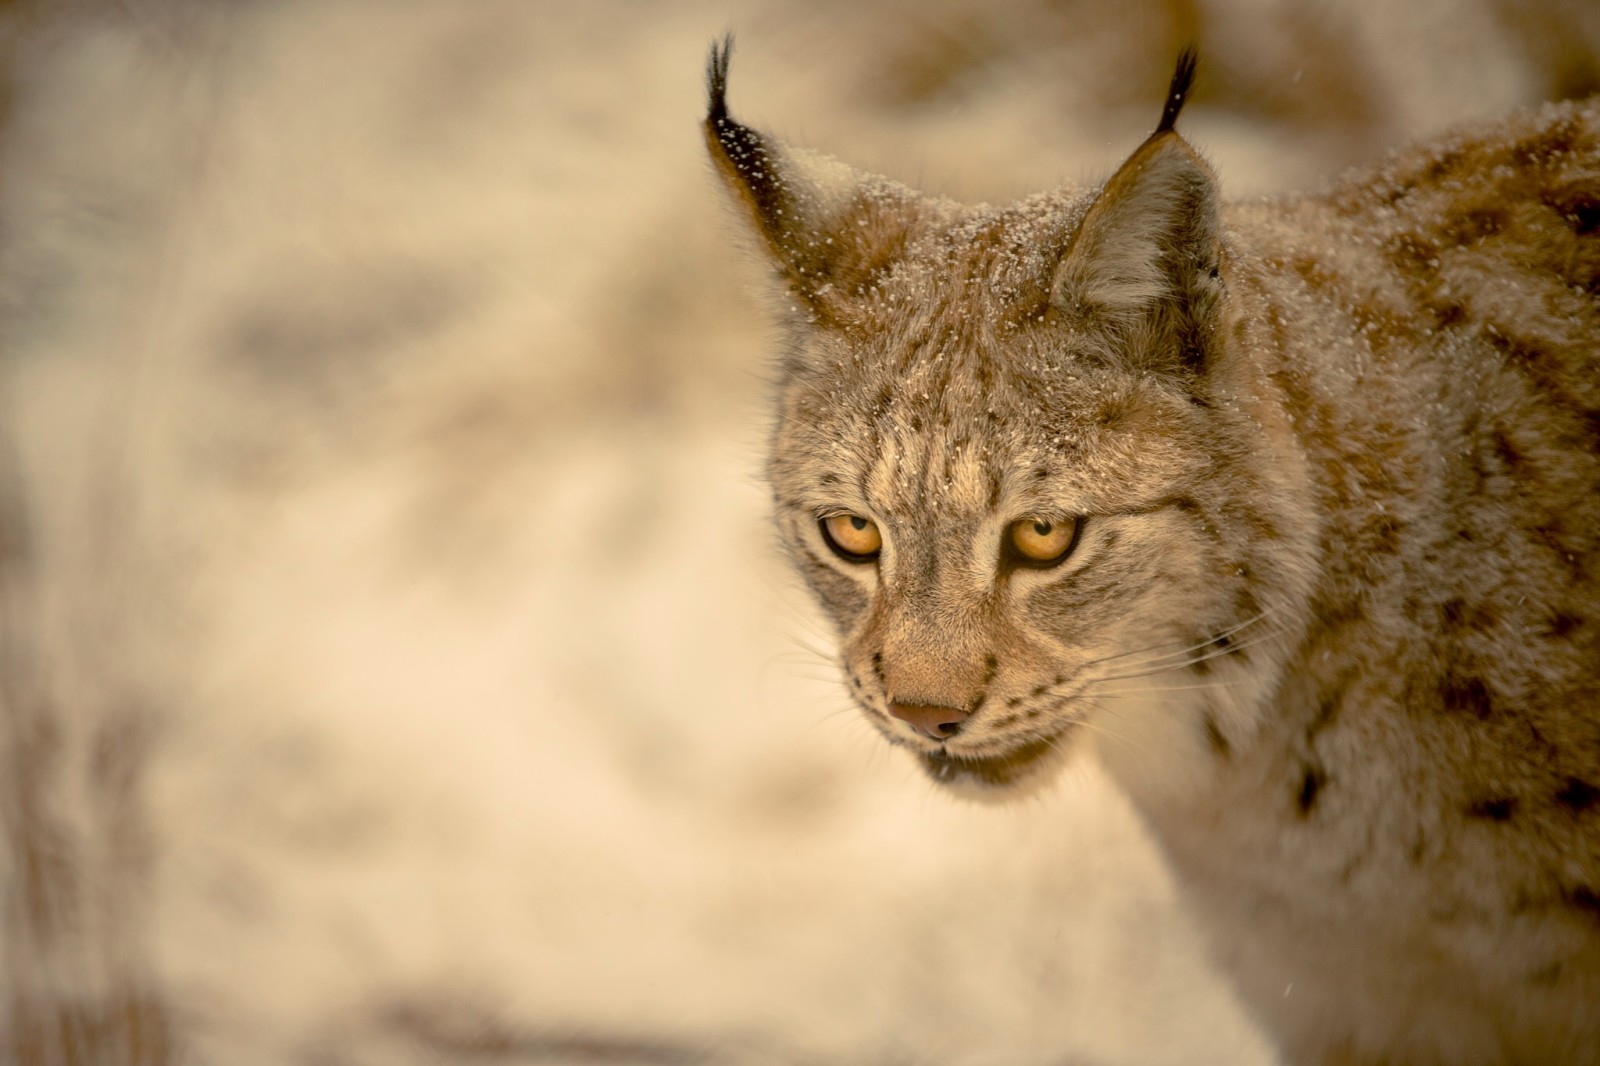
top-left (705, 37), bottom-right (1600, 1065)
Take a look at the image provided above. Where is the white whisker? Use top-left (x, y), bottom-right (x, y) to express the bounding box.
top-left (1095, 679), bottom-right (1249, 698)
top-left (1095, 624), bottom-right (1287, 683)
top-left (1090, 610), bottom-right (1277, 677)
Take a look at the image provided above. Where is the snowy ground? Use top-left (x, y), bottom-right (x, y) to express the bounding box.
top-left (2, 1), bottom-right (1596, 1063)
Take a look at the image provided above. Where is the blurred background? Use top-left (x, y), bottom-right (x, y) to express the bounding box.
top-left (1, 1), bottom-right (1596, 1063)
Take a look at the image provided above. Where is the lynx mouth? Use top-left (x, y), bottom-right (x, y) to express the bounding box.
top-left (916, 733), bottom-right (1069, 793)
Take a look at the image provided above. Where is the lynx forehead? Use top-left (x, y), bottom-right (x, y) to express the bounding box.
top-left (706, 35), bottom-right (1600, 1065)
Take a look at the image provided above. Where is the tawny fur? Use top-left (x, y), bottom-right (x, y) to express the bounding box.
top-left (706, 37), bottom-right (1600, 1065)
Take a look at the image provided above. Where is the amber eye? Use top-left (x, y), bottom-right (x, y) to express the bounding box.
top-left (820, 513), bottom-right (882, 561)
top-left (1008, 516), bottom-right (1079, 565)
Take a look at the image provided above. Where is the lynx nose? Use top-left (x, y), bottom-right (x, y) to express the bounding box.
top-left (889, 703), bottom-right (970, 741)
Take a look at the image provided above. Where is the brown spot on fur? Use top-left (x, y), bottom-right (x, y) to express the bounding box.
top-left (1557, 778), bottom-right (1600, 812)
top-left (1547, 612), bottom-right (1582, 639)
top-left (1544, 180), bottom-right (1600, 236)
top-left (1468, 796), bottom-right (1519, 822)
top-left (1564, 886), bottom-right (1600, 923)
top-left (1094, 393), bottom-right (1132, 426)
top-left (973, 359), bottom-right (994, 394)
top-left (1441, 204), bottom-right (1508, 245)
top-left (1488, 330), bottom-right (1567, 397)
top-left (1210, 633), bottom-right (1245, 663)
top-left (1441, 671), bottom-right (1495, 719)
top-left (1291, 254), bottom-right (1335, 289)
top-left (1265, 358), bottom-right (1317, 426)
top-left (1240, 508), bottom-right (1280, 541)
top-left (1493, 429), bottom-right (1525, 474)
top-left (1364, 145), bottom-right (1467, 208)
top-left (1296, 763), bottom-right (1327, 816)
top-left (1307, 689), bottom-right (1345, 741)
top-left (1402, 594), bottom-right (1425, 624)
top-left (1441, 598), bottom-right (1466, 629)
top-left (1204, 713), bottom-right (1230, 758)
top-left (1419, 145), bottom-right (1468, 186)
top-left (1361, 512), bottom-right (1404, 555)
top-left (1429, 297), bottom-right (1468, 329)
top-left (1513, 122), bottom-right (1577, 168)
top-left (1533, 521), bottom-right (1590, 583)
top-left (1441, 598), bottom-right (1497, 631)
top-left (1322, 595), bottom-right (1369, 633)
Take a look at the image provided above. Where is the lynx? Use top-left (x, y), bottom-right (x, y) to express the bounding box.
top-left (705, 37), bottom-right (1600, 1065)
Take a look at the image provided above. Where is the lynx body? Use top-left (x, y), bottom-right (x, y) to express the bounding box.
top-left (706, 40), bottom-right (1600, 1063)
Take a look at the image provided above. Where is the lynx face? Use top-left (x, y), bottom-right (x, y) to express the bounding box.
top-left (707, 43), bottom-right (1311, 797)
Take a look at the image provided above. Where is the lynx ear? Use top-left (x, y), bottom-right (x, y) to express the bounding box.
top-left (704, 37), bottom-right (920, 320)
top-left (1052, 49), bottom-right (1223, 374)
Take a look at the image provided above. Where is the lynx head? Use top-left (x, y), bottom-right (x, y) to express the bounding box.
top-left (706, 39), bottom-right (1312, 799)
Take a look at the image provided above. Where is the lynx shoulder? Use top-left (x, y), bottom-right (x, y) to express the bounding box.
top-left (706, 37), bottom-right (1600, 1065)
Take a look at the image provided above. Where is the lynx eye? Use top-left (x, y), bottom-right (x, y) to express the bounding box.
top-left (820, 513), bottom-right (882, 562)
top-left (1008, 516), bottom-right (1079, 565)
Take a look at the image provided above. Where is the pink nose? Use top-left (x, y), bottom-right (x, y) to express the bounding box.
top-left (889, 703), bottom-right (970, 740)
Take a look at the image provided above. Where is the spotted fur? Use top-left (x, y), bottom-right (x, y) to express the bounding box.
top-left (708, 38), bottom-right (1600, 1065)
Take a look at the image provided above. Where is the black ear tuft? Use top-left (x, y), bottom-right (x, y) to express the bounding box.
top-left (703, 34), bottom-right (788, 251)
top-left (702, 38), bottom-right (922, 322)
top-left (706, 33), bottom-right (733, 124)
top-left (1155, 46), bottom-right (1198, 135)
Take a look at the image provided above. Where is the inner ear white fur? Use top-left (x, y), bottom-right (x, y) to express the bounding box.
top-left (1052, 135), bottom-right (1221, 319)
